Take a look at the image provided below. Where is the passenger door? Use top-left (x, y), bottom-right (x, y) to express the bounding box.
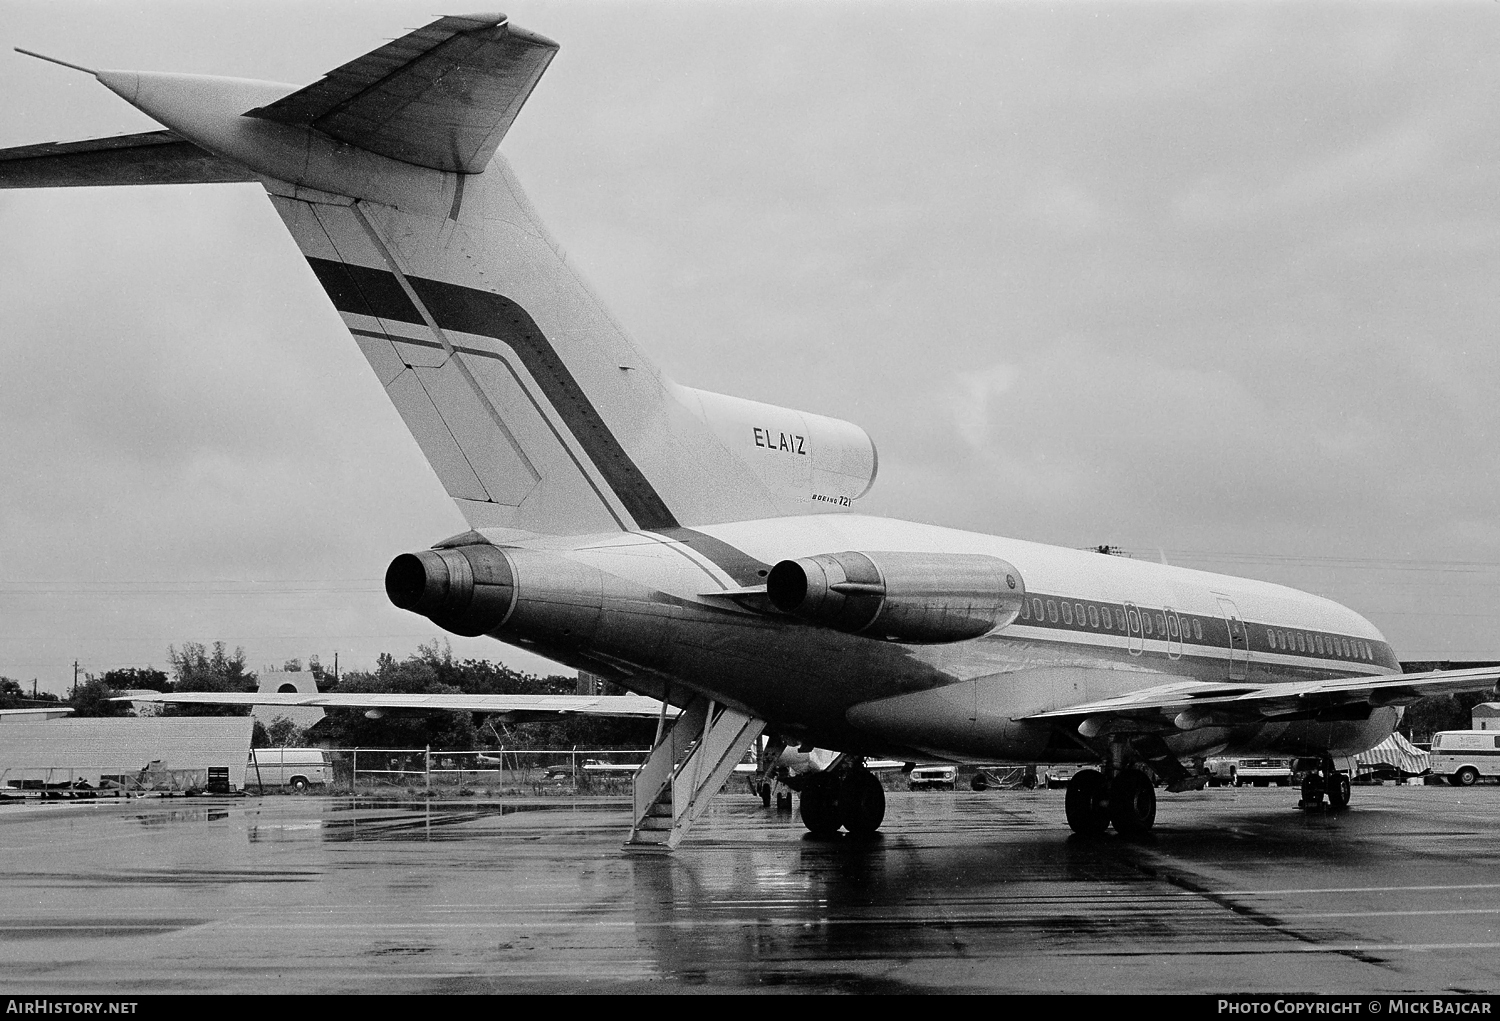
top-left (1213, 593), bottom-right (1249, 681)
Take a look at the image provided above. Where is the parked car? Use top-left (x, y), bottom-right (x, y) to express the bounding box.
top-left (908, 765), bottom-right (957, 791)
top-left (542, 758), bottom-right (642, 779)
top-left (1043, 764), bottom-right (1090, 789)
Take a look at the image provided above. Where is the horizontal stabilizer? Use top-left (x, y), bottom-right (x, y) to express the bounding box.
top-left (244, 14), bottom-right (558, 173)
top-left (0, 130), bottom-right (255, 188)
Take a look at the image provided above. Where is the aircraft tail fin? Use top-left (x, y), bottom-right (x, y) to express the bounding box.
top-left (3, 15), bottom-right (879, 536)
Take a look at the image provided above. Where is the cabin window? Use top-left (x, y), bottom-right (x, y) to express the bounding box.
top-left (1032, 598), bottom-right (1043, 620)
top-left (1087, 605), bottom-right (1099, 628)
top-left (1128, 609), bottom-right (1140, 632)
top-left (1192, 620), bottom-right (1203, 640)
top-left (1101, 607), bottom-right (1113, 629)
top-left (1266, 628), bottom-right (1276, 648)
top-left (1315, 634), bottom-right (1324, 655)
top-left (1296, 632), bottom-right (1305, 653)
top-left (1019, 599), bottom-right (1031, 620)
top-left (1047, 600), bottom-right (1058, 623)
top-left (1143, 614), bottom-right (1154, 636)
top-left (1062, 602), bottom-right (1073, 625)
top-left (1168, 615), bottom-right (1179, 638)
top-left (1340, 638), bottom-right (1350, 657)
top-left (1365, 641), bottom-right (1374, 660)
top-left (1075, 603), bottom-right (1086, 625)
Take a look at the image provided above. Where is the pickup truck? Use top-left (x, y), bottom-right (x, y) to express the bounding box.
top-left (908, 765), bottom-right (957, 791)
top-left (1206, 757), bottom-right (1292, 787)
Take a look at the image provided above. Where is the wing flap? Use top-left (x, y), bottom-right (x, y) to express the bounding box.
top-left (244, 15), bottom-right (558, 173)
top-left (0, 130), bottom-right (256, 188)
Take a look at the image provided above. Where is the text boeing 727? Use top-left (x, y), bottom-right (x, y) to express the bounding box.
top-left (5, 14), bottom-right (1495, 847)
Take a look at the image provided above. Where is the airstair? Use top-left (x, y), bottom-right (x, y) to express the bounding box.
top-left (624, 695), bottom-right (764, 850)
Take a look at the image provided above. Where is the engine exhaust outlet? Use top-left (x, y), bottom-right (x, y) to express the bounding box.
top-left (385, 544), bottom-right (517, 637)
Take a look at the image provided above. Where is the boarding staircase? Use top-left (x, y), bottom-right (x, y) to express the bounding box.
top-left (624, 694), bottom-right (765, 850)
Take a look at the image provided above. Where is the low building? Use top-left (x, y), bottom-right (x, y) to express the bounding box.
top-left (0, 716), bottom-right (252, 790)
top-left (1472, 703), bottom-right (1500, 731)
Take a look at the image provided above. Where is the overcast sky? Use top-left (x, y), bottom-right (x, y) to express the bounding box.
top-left (3, 0), bottom-right (1500, 694)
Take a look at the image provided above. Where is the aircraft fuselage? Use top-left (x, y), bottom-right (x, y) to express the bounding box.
top-left (448, 512), bottom-right (1400, 766)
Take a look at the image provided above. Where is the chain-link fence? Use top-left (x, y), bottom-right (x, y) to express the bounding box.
top-left (270, 747), bottom-right (656, 796)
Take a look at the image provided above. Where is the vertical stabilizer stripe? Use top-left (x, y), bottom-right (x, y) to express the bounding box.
top-left (305, 257), bottom-right (679, 530)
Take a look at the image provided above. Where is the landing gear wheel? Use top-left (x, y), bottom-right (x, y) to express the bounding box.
top-left (838, 771), bottom-right (886, 835)
top-left (1453, 766), bottom-right (1479, 787)
top-left (758, 781), bottom-right (772, 808)
top-left (1109, 769), bottom-right (1157, 836)
top-left (971, 774), bottom-right (989, 792)
top-left (1065, 769), bottom-right (1111, 836)
top-left (1326, 772), bottom-right (1351, 810)
top-left (800, 784), bottom-right (840, 836)
top-left (775, 791), bottom-right (793, 812)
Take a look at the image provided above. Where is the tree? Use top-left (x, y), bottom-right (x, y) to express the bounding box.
top-left (252, 716), bottom-right (309, 748)
top-left (68, 675), bottom-right (130, 718)
top-left (98, 667), bottom-right (171, 693)
top-left (164, 641), bottom-right (255, 717)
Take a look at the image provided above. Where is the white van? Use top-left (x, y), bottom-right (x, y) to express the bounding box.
top-left (1430, 731), bottom-right (1500, 787)
top-left (247, 748), bottom-right (332, 791)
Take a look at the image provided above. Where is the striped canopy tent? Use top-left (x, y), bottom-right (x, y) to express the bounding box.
top-left (1356, 733), bottom-right (1430, 776)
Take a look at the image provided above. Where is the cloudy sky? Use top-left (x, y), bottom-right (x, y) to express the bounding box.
top-left (3, 0), bottom-right (1500, 694)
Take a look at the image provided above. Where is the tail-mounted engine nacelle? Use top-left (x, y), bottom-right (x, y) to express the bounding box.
top-left (385, 544), bottom-right (517, 638)
top-left (765, 550), bottom-right (1026, 643)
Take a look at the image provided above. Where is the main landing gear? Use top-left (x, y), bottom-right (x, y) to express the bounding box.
top-left (799, 766), bottom-right (886, 837)
top-left (1064, 767), bottom-right (1157, 837)
top-left (1299, 758), bottom-right (1351, 810)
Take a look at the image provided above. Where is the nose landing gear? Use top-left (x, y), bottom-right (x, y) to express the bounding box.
top-left (1299, 758), bottom-right (1351, 810)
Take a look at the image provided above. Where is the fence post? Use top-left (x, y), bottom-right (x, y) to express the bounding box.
top-left (425, 745), bottom-right (430, 793)
top-left (352, 749), bottom-right (358, 791)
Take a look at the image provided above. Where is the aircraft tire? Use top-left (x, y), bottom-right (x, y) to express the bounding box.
top-left (800, 784), bottom-right (840, 836)
top-left (1109, 769), bottom-right (1156, 836)
top-left (1064, 769), bottom-right (1110, 836)
top-left (838, 770), bottom-right (886, 835)
top-left (1326, 772), bottom-right (1351, 809)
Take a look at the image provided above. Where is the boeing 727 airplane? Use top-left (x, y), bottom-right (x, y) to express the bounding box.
top-left (5, 14), bottom-right (1496, 848)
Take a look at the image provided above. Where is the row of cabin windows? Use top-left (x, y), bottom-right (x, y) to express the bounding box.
top-left (1017, 595), bottom-right (1374, 661)
top-left (1265, 627), bottom-right (1374, 662)
top-left (1018, 597), bottom-right (1205, 642)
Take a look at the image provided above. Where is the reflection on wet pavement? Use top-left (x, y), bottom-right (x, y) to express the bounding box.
top-left (4, 788), bottom-right (1500, 992)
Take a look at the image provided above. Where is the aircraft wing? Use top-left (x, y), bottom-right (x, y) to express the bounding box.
top-left (113, 691), bottom-right (675, 722)
top-left (0, 130), bottom-right (256, 188)
top-left (243, 14), bottom-right (558, 173)
top-left (1023, 665), bottom-right (1500, 729)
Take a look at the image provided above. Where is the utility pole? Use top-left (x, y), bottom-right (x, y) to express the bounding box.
top-left (334, 651), bottom-right (339, 685)
top-left (72, 660), bottom-right (79, 698)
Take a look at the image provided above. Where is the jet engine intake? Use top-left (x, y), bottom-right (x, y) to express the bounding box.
top-left (766, 550), bottom-right (1025, 643)
top-left (385, 544), bottom-right (516, 637)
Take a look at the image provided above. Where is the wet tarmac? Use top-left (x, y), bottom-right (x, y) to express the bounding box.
top-left (4, 786), bottom-right (1500, 993)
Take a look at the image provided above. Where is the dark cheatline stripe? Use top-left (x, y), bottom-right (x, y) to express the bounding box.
top-left (306, 257), bottom-right (679, 531)
top-left (652, 527), bottom-right (772, 587)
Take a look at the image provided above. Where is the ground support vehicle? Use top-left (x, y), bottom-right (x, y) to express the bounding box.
top-left (1431, 731), bottom-right (1500, 787)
